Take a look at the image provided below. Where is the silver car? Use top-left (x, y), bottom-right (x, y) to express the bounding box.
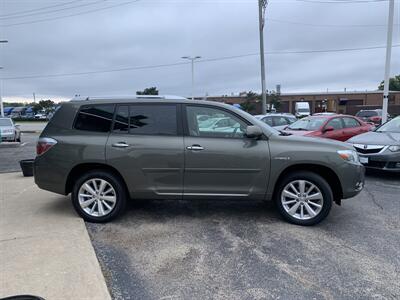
top-left (0, 117), bottom-right (21, 142)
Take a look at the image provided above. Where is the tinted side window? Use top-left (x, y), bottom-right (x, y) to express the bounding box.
top-left (129, 105), bottom-right (177, 136)
top-left (75, 105), bottom-right (114, 132)
top-left (262, 117), bottom-right (273, 126)
top-left (113, 105), bottom-right (129, 133)
top-left (326, 118), bottom-right (343, 130)
top-left (343, 117), bottom-right (360, 128)
top-left (273, 116), bottom-right (289, 126)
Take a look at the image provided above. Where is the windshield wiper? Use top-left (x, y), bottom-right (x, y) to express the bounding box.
top-left (288, 127), bottom-right (308, 131)
top-left (279, 130), bottom-right (292, 136)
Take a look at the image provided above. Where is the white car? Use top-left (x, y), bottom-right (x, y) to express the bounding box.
top-left (34, 113), bottom-right (47, 120)
top-left (0, 117), bottom-right (21, 142)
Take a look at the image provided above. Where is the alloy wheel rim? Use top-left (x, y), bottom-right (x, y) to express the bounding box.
top-left (78, 178), bottom-right (116, 217)
top-left (281, 180), bottom-right (324, 220)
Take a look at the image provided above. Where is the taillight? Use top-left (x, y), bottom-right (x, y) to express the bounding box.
top-left (36, 137), bottom-right (57, 156)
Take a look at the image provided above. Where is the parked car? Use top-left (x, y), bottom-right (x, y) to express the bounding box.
top-left (355, 109), bottom-right (390, 125)
top-left (313, 112), bottom-right (337, 116)
top-left (284, 115), bottom-right (373, 142)
top-left (347, 116), bottom-right (400, 172)
top-left (34, 96), bottom-right (364, 226)
top-left (295, 102), bottom-right (310, 118)
top-left (10, 107), bottom-right (27, 119)
top-left (254, 113), bottom-right (297, 129)
top-left (0, 117), bottom-right (21, 142)
top-left (34, 113), bottom-right (47, 120)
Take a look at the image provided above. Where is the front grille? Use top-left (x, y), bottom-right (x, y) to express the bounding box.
top-left (353, 144), bottom-right (385, 154)
top-left (365, 161), bottom-right (387, 168)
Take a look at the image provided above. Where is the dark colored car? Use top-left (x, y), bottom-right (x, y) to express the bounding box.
top-left (34, 96), bottom-right (364, 226)
top-left (347, 116), bottom-right (400, 172)
top-left (355, 109), bottom-right (390, 125)
top-left (284, 114), bottom-right (373, 142)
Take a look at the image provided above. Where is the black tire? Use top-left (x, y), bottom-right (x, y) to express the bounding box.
top-left (71, 170), bottom-right (127, 223)
top-left (274, 171), bottom-right (333, 226)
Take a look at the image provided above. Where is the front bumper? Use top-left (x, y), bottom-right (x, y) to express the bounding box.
top-left (0, 132), bottom-right (16, 142)
top-left (339, 162), bottom-right (365, 199)
top-left (358, 152), bottom-right (400, 173)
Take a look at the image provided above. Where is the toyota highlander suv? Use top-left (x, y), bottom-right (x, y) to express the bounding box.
top-left (34, 96), bottom-right (364, 226)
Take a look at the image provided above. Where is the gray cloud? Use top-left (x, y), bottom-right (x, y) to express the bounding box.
top-left (0, 0), bottom-right (399, 102)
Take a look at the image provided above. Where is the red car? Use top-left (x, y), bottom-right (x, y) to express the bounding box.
top-left (284, 114), bottom-right (373, 142)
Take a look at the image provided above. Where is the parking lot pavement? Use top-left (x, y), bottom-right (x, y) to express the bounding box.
top-left (0, 133), bottom-right (39, 173)
top-left (15, 121), bottom-right (47, 133)
top-left (87, 171), bottom-right (400, 300)
top-left (0, 173), bottom-right (111, 300)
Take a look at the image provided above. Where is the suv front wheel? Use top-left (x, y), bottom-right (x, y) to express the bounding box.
top-left (71, 170), bottom-right (127, 223)
top-left (275, 171), bottom-right (333, 226)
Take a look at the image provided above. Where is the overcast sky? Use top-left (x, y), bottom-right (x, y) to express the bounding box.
top-left (0, 0), bottom-right (399, 102)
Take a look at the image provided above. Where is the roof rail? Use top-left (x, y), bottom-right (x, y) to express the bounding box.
top-left (70, 95), bottom-right (187, 101)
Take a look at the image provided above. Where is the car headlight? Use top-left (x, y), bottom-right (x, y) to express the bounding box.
top-left (388, 145), bottom-right (400, 152)
top-left (337, 150), bottom-right (359, 164)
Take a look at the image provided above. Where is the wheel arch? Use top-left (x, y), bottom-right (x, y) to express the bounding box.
top-left (272, 164), bottom-right (343, 204)
top-left (65, 163), bottom-right (129, 196)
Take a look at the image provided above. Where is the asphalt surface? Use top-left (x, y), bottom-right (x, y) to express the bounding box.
top-left (87, 171), bottom-right (400, 300)
top-left (0, 133), bottom-right (39, 173)
top-left (2, 131), bottom-right (399, 299)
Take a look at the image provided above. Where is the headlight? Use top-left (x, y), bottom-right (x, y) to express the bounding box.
top-left (388, 145), bottom-right (400, 152)
top-left (337, 150), bottom-right (359, 164)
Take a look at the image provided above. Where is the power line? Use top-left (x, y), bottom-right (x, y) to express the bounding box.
top-left (294, 0), bottom-right (389, 3)
top-left (1, 44), bottom-right (398, 80)
top-left (266, 17), bottom-right (397, 28)
top-left (0, 0), bottom-right (83, 18)
top-left (0, 0), bottom-right (108, 21)
top-left (2, 0), bottom-right (141, 27)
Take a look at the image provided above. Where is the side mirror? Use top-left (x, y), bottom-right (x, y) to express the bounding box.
top-left (245, 125), bottom-right (263, 138)
top-left (323, 126), bottom-right (334, 133)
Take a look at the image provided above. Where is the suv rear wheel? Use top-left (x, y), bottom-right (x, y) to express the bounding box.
top-left (275, 171), bottom-right (333, 226)
top-left (71, 170), bottom-right (127, 223)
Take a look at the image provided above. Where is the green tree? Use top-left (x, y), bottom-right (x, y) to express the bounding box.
top-left (267, 91), bottom-right (281, 111)
top-left (38, 99), bottom-right (55, 113)
top-left (378, 75), bottom-right (400, 91)
top-left (241, 91), bottom-right (257, 112)
top-left (136, 87), bottom-right (159, 95)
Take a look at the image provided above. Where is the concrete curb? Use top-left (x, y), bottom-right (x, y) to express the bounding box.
top-left (0, 173), bottom-right (111, 300)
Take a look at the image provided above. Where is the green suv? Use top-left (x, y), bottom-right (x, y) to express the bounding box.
top-left (34, 96), bottom-right (364, 225)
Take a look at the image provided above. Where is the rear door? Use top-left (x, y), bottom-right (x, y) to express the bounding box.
top-left (106, 103), bottom-right (184, 199)
top-left (182, 104), bottom-right (270, 199)
top-left (342, 117), bottom-right (363, 140)
top-left (322, 117), bottom-right (345, 141)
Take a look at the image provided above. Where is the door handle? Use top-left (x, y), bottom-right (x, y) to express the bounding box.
top-left (186, 145), bottom-right (204, 151)
top-left (112, 142), bottom-right (130, 148)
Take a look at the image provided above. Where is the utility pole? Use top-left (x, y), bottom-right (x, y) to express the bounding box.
top-left (33, 92), bottom-right (36, 104)
top-left (182, 56), bottom-right (201, 100)
top-left (382, 0), bottom-right (394, 124)
top-left (258, 0), bottom-right (268, 115)
top-left (0, 40), bottom-right (8, 117)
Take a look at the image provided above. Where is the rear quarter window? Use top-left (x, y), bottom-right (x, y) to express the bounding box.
top-left (74, 104), bottom-right (115, 132)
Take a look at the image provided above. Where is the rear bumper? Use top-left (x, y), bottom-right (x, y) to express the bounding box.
top-left (34, 156), bottom-right (69, 195)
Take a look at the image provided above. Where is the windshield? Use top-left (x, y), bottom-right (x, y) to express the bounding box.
top-left (376, 117), bottom-right (400, 133)
top-left (0, 119), bottom-right (13, 126)
top-left (288, 117), bottom-right (325, 131)
top-left (356, 111), bottom-right (378, 118)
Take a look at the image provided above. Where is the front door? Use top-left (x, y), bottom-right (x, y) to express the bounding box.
top-left (106, 103), bottom-right (184, 199)
top-left (183, 104), bottom-right (270, 199)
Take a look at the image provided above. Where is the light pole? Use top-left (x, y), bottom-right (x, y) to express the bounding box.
top-left (0, 40), bottom-right (8, 117)
top-left (382, 0), bottom-right (394, 124)
top-left (258, 0), bottom-right (268, 115)
top-left (182, 56), bottom-right (201, 100)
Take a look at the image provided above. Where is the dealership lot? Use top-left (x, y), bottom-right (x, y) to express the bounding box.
top-left (87, 170), bottom-right (399, 300)
top-left (1, 133), bottom-right (399, 299)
